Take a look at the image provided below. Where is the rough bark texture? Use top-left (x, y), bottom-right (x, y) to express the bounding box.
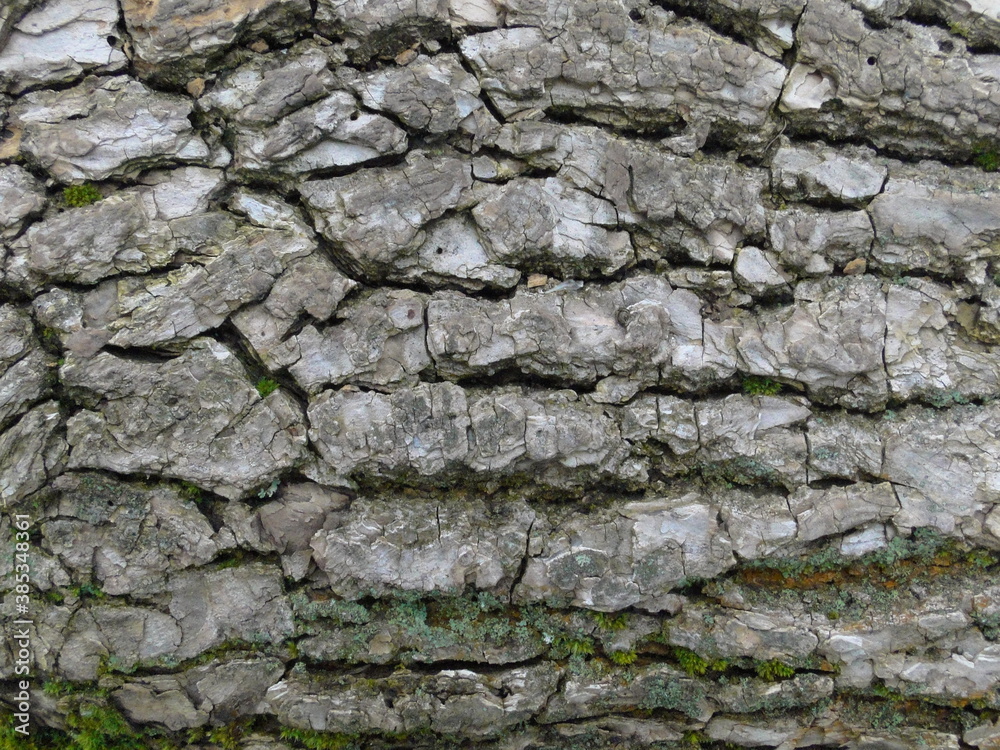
top-left (2, 0), bottom-right (1000, 748)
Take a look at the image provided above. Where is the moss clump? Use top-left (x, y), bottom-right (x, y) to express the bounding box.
top-left (608, 649), bottom-right (638, 666)
top-left (742, 376), bottom-right (782, 396)
top-left (700, 455), bottom-right (781, 488)
top-left (66, 702), bottom-right (144, 750)
top-left (177, 481), bottom-right (202, 502)
top-left (62, 183), bottom-right (102, 207)
top-left (673, 646), bottom-right (709, 676)
top-left (592, 611), bottom-right (629, 631)
top-left (672, 646), bottom-right (727, 675)
top-left (755, 659), bottom-right (796, 681)
top-left (973, 611), bottom-right (1000, 640)
top-left (70, 582), bottom-right (105, 600)
top-left (279, 727), bottom-right (361, 750)
top-left (553, 635), bottom-right (596, 658)
top-left (973, 142), bottom-right (1000, 172)
top-left (949, 21), bottom-right (971, 39)
top-left (189, 720), bottom-right (255, 750)
top-left (255, 376), bottom-right (280, 397)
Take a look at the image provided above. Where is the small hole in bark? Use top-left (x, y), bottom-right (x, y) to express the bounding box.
top-left (867, 56), bottom-right (877, 65)
top-left (435, 247), bottom-right (444, 255)
top-left (349, 111), bottom-right (360, 121)
top-left (628, 8), bottom-right (643, 21)
top-left (0, 128), bottom-right (12, 140)
top-left (107, 35), bottom-right (118, 47)
top-left (407, 308), bottom-right (416, 319)
top-left (939, 39), bottom-right (954, 52)
top-left (67, 114), bottom-right (85, 121)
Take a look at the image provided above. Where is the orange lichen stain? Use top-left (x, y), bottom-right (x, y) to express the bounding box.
top-left (0, 125), bottom-right (23, 160)
top-left (124, 0), bottom-right (274, 27)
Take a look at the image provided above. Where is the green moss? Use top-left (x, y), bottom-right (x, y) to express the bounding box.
top-left (280, 727), bottom-right (361, 750)
top-left (608, 649), bottom-right (637, 666)
top-left (255, 376), bottom-right (280, 398)
top-left (552, 635), bottom-right (596, 658)
top-left (700, 455), bottom-right (782, 488)
top-left (973, 141), bottom-right (1000, 172)
top-left (70, 582), bottom-right (106, 600)
top-left (742, 376), bottom-right (782, 396)
top-left (974, 611), bottom-right (1000, 640)
top-left (62, 183), bottom-right (103, 207)
top-left (746, 526), bottom-right (954, 582)
top-left (871, 683), bottom-right (905, 702)
top-left (949, 21), bottom-right (972, 39)
top-left (967, 549), bottom-right (999, 568)
top-left (754, 659), bottom-right (796, 681)
top-left (41, 681), bottom-right (68, 698)
top-left (188, 719), bottom-right (255, 750)
top-left (66, 702), bottom-right (143, 750)
top-left (177, 481), bottom-right (202, 502)
top-left (592, 611), bottom-right (629, 631)
top-left (673, 646), bottom-right (709, 676)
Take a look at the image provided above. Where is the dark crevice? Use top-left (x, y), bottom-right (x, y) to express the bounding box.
top-left (651, 0), bottom-right (760, 52)
top-left (900, 7), bottom-right (1000, 55)
top-left (297, 149), bottom-right (410, 182)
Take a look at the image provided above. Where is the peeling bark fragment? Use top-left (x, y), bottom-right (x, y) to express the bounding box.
top-left (655, 0), bottom-right (807, 58)
top-left (462, 0), bottom-right (787, 144)
top-left (346, 54), bottom-right (488, 134)
top-left (121, 0), bottom-right (312, 83)
top-left (232, 252), bottom-right (358, 368)
top-left (785, 0), bottom-right (1000, 157)
top-left (199, 43), bottom-right (339, 126)
top-left (168, 564), bottom-right (294, 659)
top-left (8, 77), bottom-right (212, 182)
top-left (59, 606), bottom-right (183, 682)
top-left (885, 278), bottom-right (1000, 403)
top-left (870, 162), bottom-right (1000, 278)
top-left (307, 383), bottom-right (636, 484)
top-left (490, 123), bottom-right (769, 265)
top-left (517, 493), bottom-right (735, 612)
top-left (737, 276), bottom-right (889, 410)
top-left (0, 165), bottom-right (45, 240)
top-left (0, 304), bottom-right (52, 429)
top-left (0, 0), bottom-right (127, 93)
top-left (262, 663), bottom-right (561, 737)
top-left (62, 338), bottom-right (309, 499)
top-left (300, 149), bottom-right (476, 279)
top-left (105, 228), bottom-right (315, 350)
top-left (809, 403), bottom-right (1000, 543)
top-left (315, 0), bottom-right (452, 62)
top-left (768, 207), bottom-right (875, 277)
top-left (771, 141), bottom-right (887, 207)
top-left (471, 176), bottom-right (634, 277)
top-left (309, 496), bottom-right (534, 598)
top-left (272, 288), bottom-right (429, 392)
top-left (42, 473), bottom-right (222, 596)
top-left (232, 90), bottom-right (409, 176)
top-left (428, 275), bottom-right (732, 389)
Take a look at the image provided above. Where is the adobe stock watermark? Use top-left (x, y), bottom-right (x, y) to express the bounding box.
top-left (8, 512), bottom-right (33, 737)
